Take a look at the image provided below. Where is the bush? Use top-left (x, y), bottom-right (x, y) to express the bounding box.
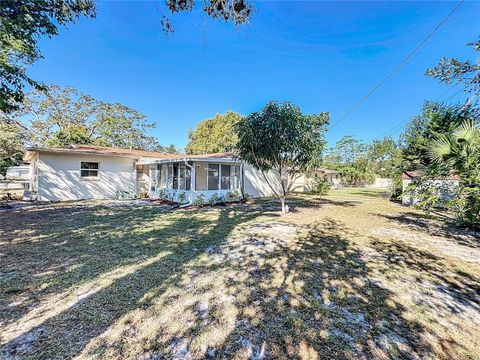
top-left (194, 194), bottom-right (206, 207)
top-left (177, 192), bottom-right (187, 204)
top-left (226, 190), bottom-right (241, 202)
top-left (209, 193), bottom-right (223, 205)
top-left (310, 176), bottom-right (330, 195)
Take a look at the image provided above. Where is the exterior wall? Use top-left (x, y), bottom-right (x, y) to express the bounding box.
top-left (37, 153), bottom-right (136, 201)
top-left (291, 171), bottom-right (342, 193)
top-left (243, 163), bottom-right (279, 198)
top-left (402, 179), bottom-right (460, 206)
top-left (366, 177), bottom-right (393, 189)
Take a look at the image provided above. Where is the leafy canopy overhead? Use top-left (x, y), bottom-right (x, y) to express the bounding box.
top-left (401, 101), bottom-right (480, 169)
top-left (186, 111), bottom-right (242, 154)
top-left (23, 85), bottom-right (177, 152)
top-left (235, 101), bottom-right (329, 212)
top-left (426, 37), bottom-right (480, 97)
top-left (0, 0), bottom-right (96, 113)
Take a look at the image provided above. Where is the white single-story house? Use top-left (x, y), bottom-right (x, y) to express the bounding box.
top-left (292, 168), bottom-right (342, 192)
top-left (401, 171), bottom-right (460, 206)
top-left (23, 145), bottom-right (279, 203)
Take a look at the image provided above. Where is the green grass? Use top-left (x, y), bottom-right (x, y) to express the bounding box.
top-left (1, 192), bottom-right (479, 359)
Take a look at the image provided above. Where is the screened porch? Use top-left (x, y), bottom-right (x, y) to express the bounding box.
top-left (144, 159), bottom-right (242, 204)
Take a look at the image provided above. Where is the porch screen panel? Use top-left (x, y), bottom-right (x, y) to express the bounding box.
top-left (208, 164), bottom-right (219, 190)
top-left (173, 164), bottom-right (179, 190)
top-left (232, 165), bottom-right (241, 189)
top-left (221, 165), bottom-right (231, 190)
top-left (167, 164), bottom-right (173, 189)
top-left (195, 163), bottom-right (208, 191)
top-left (149, 166), bottom-right (155, 192)
top-left (161, 164), bottom-right (168, 189)
top-left (179, 164), bottom-right (186, 190)
top-left (156, 164), bottom-right (162, 189)
top-left (186, 163), bottom-right (192, 190)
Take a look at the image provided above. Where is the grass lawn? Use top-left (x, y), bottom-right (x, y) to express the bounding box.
top-left (1, 189), bottom-right (479, 359)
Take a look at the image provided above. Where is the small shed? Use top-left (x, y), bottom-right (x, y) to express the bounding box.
top-left (401, 171), bottom-right (460, 206)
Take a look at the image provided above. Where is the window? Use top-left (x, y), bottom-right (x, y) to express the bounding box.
top-left (80, 162), bottom-right (99, 178)
top-left (221, 165), bottom-right (231, 190)
top-left (208, 164), bottom-right (219, 190)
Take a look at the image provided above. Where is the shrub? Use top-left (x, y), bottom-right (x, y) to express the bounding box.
top-left (226, 190), bottom-right (241, 202)
top-left (194, 194), bottom-right (206, 207)
top-left (177, 192), bottom-right (187, 204)
top-left (209, 193), bottom-right (222, 205)
top-left (310, 176), bottom-right (330, 196)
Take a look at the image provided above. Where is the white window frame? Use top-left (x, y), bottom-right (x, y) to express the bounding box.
top-left (80, 161), bottom-right (100, 179)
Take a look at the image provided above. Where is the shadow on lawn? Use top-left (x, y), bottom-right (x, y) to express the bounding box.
top-left (79, 218), bottom-right (448, 359)
top-left (380, 211), bottom-right (480, 247)
top-left (1, 201), bottom-right (475, 359)
top-left (0, 204), bottom-right (269, 358)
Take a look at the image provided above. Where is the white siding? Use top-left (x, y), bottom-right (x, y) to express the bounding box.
top-left (37, 153), bottom-right (136, 201)
top-left (243, 163), bottom-right (279, 198)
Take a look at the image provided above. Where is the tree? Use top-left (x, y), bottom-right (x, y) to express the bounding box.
top-left (186, 111), bottom-right (242, 154)
top-left (23, 85), bottom-right (175, 152)
top-left (428, 120), bottom-right (480, 227)
top-left (0, 0), bottom-right (96, 112)
top-left (401, 101), bottom-right (479, 169)
top-left (0, 114), bottom-right (27, 174)
top-left (235, 101), bottom-right (329, 213)
top-left (161, 0), bottom-right (252, 33)
top-left (426, 37), bottom-right (480, 98)
top-left (368, 137), bottom-right (403, 178)
top-left (323, 135), bottom-right (374, 186)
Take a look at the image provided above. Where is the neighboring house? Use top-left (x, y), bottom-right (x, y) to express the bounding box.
top-left (23, 145), bottom-right (277, 202)
top-left (0, 165), bottom-right (31, 200)
top-left (401, 171), bottom-right (460, 206)
top-left (293, 168), bottom-right (342, 192)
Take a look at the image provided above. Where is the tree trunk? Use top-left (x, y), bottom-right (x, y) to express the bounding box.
top-left (280, 197), bottom-right (288, 214)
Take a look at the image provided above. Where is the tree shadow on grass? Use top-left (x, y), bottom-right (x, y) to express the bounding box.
top-left (78, 217), bottom-right (454, 359)
top-left (380, 211), bottom-right (480, 247)
top-left (0, 205), bottom-right (270, 358)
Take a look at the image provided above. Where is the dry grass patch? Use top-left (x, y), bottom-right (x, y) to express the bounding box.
top-left (1, 191), bottom-right (479, 359)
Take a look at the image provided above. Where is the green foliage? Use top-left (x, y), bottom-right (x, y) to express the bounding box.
top-left (406, 180), bottom-right (443, 214)
top-left (426, 37), bottom-right (480, 96)
top-left (208, 193), bottom-right (223, 205)
top-left (324, 136), bottom-right (376, 186)
top-left (226, 190), bottom-right (241, 202)
top-left (0, 0), bottom-right (96, 112)
top-left (186, 111), bottom-right (242, 154)
top-left (194, 194), bottom-right (206, 207)
top-left (0, 115), bottom-right (26, 173)
top-left (428, 120), bottom-right (480, 227)
top-left (235, 101), bottom-right (329, 213)
top-left (368, 137), bottom-right (403, 178)
top-left (401, 101), bottom-right (478, 169)
top-left (177, 192), bottom-right (187, 204)
top-left (23, 85), bottom-right (174, 152)
top-left (310, 176), bottom-right (330, 196)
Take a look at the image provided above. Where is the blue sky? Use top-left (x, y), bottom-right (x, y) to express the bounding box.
top-left (29, 1), bottom-right (479, 149)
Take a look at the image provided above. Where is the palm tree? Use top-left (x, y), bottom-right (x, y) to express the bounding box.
top-left (428, 120), bottom-right (480, 227)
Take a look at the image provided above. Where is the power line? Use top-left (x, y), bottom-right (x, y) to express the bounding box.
top-left (370, 79), bottom-right (469, 142)
top-left (329, 0), bottom-right (465, 130)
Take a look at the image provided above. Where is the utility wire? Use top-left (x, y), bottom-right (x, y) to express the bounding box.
top-left (329, 0), bottom-right (465, 130)
top-left (369, 83), bottom-right (464, 142)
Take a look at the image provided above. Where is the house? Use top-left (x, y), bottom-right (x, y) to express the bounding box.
top-left (292, 168), bottom-right (342, 192)
top-left (23, 145), bottom-right (277, 203)
top-left (401, 171), bottom-right (460, 206)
